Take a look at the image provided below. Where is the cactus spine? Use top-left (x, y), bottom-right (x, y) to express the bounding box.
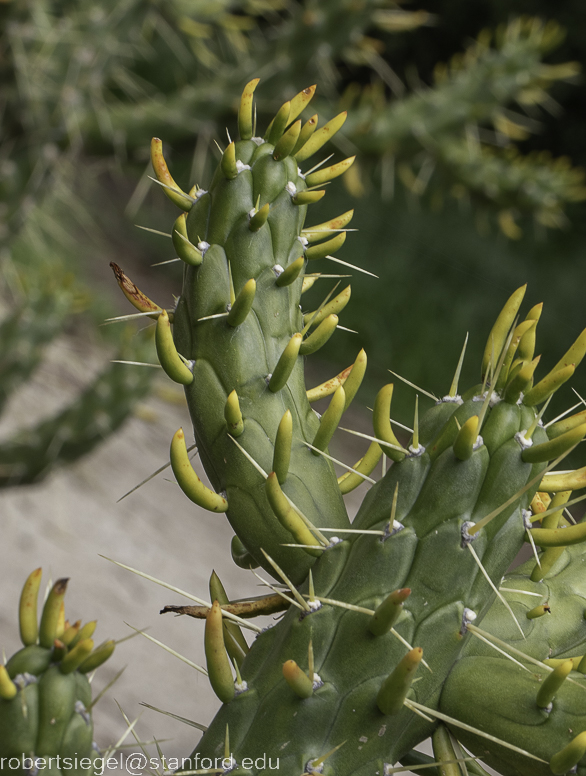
top-left (114, 81), bottom-right (586, 776)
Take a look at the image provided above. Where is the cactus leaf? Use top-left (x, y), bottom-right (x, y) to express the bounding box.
top-left (275, 256), bottom-right (305, 287)
top-left (550, 731), bottom-right (586, 775)
top-left (110, 262), bottom-right (166, 319)
top-left (431, 725), bottom-right (462, 776)
top-left (338, 441), bottom-right (383, 494)
top-left (305, 231), bottom-right (347, 261)
top-left (150, 138), bottom-right (194, 210)
top-left (173, 213), bottom-right (204, 266)
top-left (19, 568), bottom-right (42, 647)
top-left (227, 279), bottom-right (256, 327)
top-left (540, 464), bottom-right (586, 492)
top-left (156, 309), bottom-right (194, 385)
top-left (304, 285), bottom-right (351, 328)
top-left (265, 473), bottom-right (321, 556)
top-left (517, 302), bottom-right (543, 361)
top-left (224, 390), bottom-right (244, 437)
top-left (282, 660), bottom-right (313, 699)
top-left (536, 659), bottom-right (573, 708)
top-left (273, 120), bottom-right (302, 161)
top-left (311, 386), bottom-right (345, 454)
top-left (551, 327), bottom-right (586, 374)
top-left (273, 410), bottom-right (293, 484)
top-left (295, 112), bottom-right (348, 163)
top-left (248, 203), bottom-right (270, 232)
top-left (377, 647), bottom-right (423, 715)
top-left (453, 415), bottom-right (480, 461)
top-left (481, 284), bottom-right (527, 380)
top-left (292, 189), bottom-right (326, 205)
top-left (265, 101), bottom-right (291, 144)
top-left (522, 422), bottom-right (586, 463)
top-left (59, 638), bottom-right (94, 674)
top-left (305, 156), bottom-right (355, 187)
top-left (170, 429), bottom-right (228, 513)
top-left (287, 85), bottom-right (316, 124)
top-left (369, 589), bottom-right (411, 636)
top-left (522, 363), bottom-right (575, 406)
top-left (526, 604), bottom-right (551, 619)
top-left (221, 142), bottom-right (239, 180)
top-left (530, 518), bottom-right (586, 547)
top-left (373, 384), bottom-right (406, 462)
top-left (268, 333), bottom-right (303, 392)
top-left (39, 578), bottom-right (68, 649)
top-left (205, 601), bottom-right (235, 704)
top-left (77, 640), bottom-right (116, 674)
top-left (302, 210), bottom-right (354, 243)
top-left (299, 314), bottom-right (338, 356)
top-left (292, 114), bottom-right (318, 156)
top-left (503, 355), bottom-right (540, 403)
top-left (238, 78), bottom-right (260, 140)
top-left (0, 665), bottom-right (17, 700)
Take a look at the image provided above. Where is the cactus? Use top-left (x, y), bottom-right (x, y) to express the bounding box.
top-left (0, 570), bottom-right (115, 773)
top-left (105, 79), bottom-right (586, 775)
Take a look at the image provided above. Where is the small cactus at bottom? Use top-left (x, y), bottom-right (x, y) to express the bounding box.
top-left (0, 569), bottom-right (114, 773)
top-left (113, 80), bottom-right (586, 775)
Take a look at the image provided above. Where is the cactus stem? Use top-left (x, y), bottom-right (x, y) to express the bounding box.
top-left (403, 699), bottom-right (548, 764)
top-left (466, 543), bottom-right (525, 638)
top-left (283, 659), bottom-right (313, 698)
top-left (126, 623), bottom-right (208, 675)
top-left (260, 549), bottom-right (312, 612)
top-left (448, 333), bottom-right (469, 398)
top-left (302, 442), bottom-right (377, 485)
top-left (469, 447), bottom-right (573, 536)
top-left (377, 647), bottom-right (424, 716)
top-left (171, 429), bottom-right (228, 513)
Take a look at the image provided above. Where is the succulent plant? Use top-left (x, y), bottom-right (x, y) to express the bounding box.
top-left (105, 80), bottom-right (586, 775)
top-left (0, 570), bottom-right (115, 773)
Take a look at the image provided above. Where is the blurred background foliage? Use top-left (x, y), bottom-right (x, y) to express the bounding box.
top-left (1, 0), bottom-right (585, 481)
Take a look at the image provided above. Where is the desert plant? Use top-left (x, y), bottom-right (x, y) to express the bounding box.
top-left (0, 570), bottom-right (115, 770)
top-left (94, 80), bottom-right (586, 775)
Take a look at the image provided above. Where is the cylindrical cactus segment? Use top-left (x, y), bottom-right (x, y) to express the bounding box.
top-left (146, 80), bottom-right (355, 583)
top-left (0, 570), bottom-right (114, 768)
